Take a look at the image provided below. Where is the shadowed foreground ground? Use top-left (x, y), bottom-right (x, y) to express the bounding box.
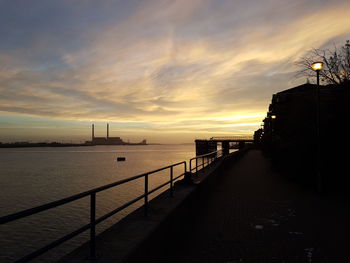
top-left (127, 149), bottom-right (350, 263)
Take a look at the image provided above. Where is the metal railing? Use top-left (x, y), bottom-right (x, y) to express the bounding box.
top-left (189, 150), bottom-right (223, 173)
top-left (210, 136), bottom-right (254, 141)
top-left (0, 151), bottom-right (223, 262)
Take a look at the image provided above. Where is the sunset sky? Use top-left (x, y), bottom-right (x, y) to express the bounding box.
top-left (1, 0), bottom-right (350, 143)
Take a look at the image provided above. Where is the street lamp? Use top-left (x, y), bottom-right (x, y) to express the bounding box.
top-left (311, 61), bottom-right (323, 192)
top-left (269, 114), bottom-right (276, 142)
top-left (311, 61), bottom-right (324, 85)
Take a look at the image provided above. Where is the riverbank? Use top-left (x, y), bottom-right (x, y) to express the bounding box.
top-left (0, 142), bottom-right (150, 148)
top-left (0, 142), bottom-right (89, 148)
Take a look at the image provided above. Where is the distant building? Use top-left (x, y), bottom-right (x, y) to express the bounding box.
top-left (106, 137), bottom-right (124, 145)
top-left (86, 123), bottom-right (146, 146)
top-left (92, 137), bottom-right (107, 145)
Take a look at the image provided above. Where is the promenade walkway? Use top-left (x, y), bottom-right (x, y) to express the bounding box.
top-left (127, 149), bottom-right (350, 262)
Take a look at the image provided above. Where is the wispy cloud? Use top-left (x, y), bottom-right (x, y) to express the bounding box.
top-left (1, 0), bottom-right (350, 142)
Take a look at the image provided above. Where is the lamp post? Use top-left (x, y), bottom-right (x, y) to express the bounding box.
top-left (270, 115), bottom-right (276, 135)
top-left (311, 61), bottom-right (323, 85)
top-left (268, 114), bottom-right (276, 149)
top-left (311, 61), bottom-right (324, 192)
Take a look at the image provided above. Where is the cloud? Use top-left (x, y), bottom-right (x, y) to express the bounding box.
top-left (1, 0), bottom-right (350, 142)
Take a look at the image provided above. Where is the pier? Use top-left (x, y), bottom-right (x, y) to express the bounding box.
top-left (195, 136), bottom-right (254, 155)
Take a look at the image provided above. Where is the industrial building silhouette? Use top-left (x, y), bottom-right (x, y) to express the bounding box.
top-left (87, 124), bottom-right (146, 145)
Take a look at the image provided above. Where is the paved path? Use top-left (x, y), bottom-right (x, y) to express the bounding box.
top-left (128, 149), bottom-right (350, 263)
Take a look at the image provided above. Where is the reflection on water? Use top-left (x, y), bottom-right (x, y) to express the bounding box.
top-left (0, 144), bottom-right (195, 262)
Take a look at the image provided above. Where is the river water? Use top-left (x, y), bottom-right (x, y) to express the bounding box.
top-left (0, 144), bottom-right (196, 262)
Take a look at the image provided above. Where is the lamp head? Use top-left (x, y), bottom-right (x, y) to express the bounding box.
top-left (311, 61), bottom-right (324, 71)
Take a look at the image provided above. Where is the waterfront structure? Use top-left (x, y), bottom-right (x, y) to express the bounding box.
top-left (195, 136), bottom-right (253, 155)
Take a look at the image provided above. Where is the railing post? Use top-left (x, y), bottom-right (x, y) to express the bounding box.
top-left (202, 156), bottom-right (204, 168)
top-left (144, 174), bottom-right (149, 216)
top-left (196, 158), bottom-right (198, 173)
top-left (90, 193), bottom-right (96, 259)
top-left (184, 161), bottom-right (187, 174)
top-left (170, 166), bottom-right (174, 197)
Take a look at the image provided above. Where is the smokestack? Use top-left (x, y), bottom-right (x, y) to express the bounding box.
top-left (92, 124), bottom-right (95, 140)
top-left (107, 123), bottom-right (109, 139)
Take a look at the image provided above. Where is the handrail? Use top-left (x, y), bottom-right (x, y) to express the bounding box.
top-left (0, 153), bottom-right (222, 262)
top-left (210, 136), bottom-right (254, 140)
top-left (189, 150), bottom-right (223, 173)
top-left (0, 161), bottom-right (185, 225)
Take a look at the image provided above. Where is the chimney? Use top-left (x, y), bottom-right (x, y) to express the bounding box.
top-left (92, 124), bottom-right (95, 140)
top-left (107, 123), bottom-right (109, 139)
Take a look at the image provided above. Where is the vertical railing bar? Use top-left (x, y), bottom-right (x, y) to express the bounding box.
top-left (144, 174), bottom-right (149, 216)
top-left (90, 193), bottom-right (96, 259)
top-left (196, 158), bottom-right (198, 173)
top-left (170, 166), bottom-right (174, 197)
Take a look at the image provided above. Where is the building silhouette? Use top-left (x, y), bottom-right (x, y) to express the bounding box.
top-left (87, 124), bottom-right (146, 145)
top-left (256, 81), bottom-right (350, 191)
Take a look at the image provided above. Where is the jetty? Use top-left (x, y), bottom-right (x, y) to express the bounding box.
top-left (195, 136), bottom-right (254, 155)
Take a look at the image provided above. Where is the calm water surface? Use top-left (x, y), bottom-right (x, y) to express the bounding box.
top-left (0, 144), bottom-right (195, 262)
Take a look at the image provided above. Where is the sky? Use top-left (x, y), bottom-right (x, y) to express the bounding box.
top-left (1, 0), bottom-right (350, 143)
